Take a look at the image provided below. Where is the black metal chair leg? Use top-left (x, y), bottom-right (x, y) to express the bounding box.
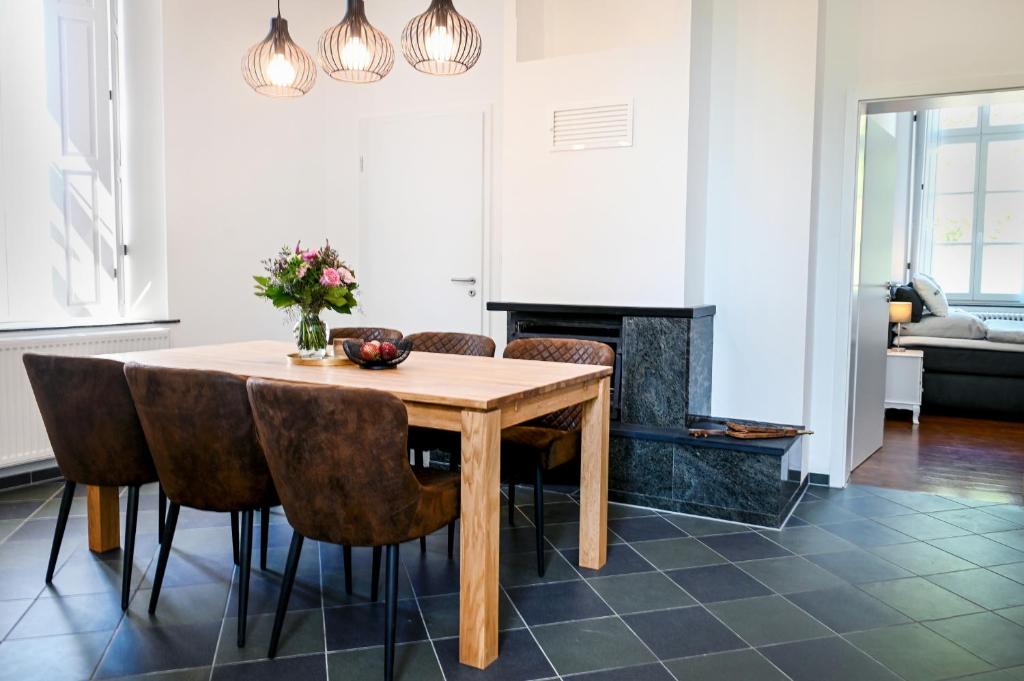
top-left (420, 536), bottom-right (427, 554)
top-left (508, 483), bottom-right (516, 525)
top-left (343, 545), bottom-right (353, 595)
top-left (121, 486), bottom-right (140, 611)
top-left (415, 449), bottom-right (425, 468)
top-left (230, 511), bottom-right (239, 566)
top-left (447, 521), bottom-right (456, 560)
top-left (46, 480), bottom-right (77, 584)
top-left (371, 546), bottom-right (382, 602)
top-left (268, 530), bottom-right (304, 659)
top-left (149, 502), bottom-right (180, 614)
top-left (157, 485), bottom-right (167, 545)
top-left (237, 509), bottom-right (254, 647)
top-left (260, 506), bottom-right (270, 571)
top-left (384, 544), bottom-right (400, 681)
top-left (534, 464), bottom-right (545, 577)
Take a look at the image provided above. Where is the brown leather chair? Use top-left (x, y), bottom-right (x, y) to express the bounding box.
top-left (23, 354), bottom-right (164, 611)
top-left (328, 326), bottom-right (403, 344)
top-left (246, 379), bottom-right (459, 680)
top-left (124, 364), bottom-right (279, 647)
top-left (501, 338), bottom-right (615, 576)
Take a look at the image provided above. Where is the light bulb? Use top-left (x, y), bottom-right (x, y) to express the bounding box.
top-left (425, 25), bottom-right (455, 62)
top-left (266, 52), bottom-right (296, 87)
top-left (341, 35), bottom-right (372, 71)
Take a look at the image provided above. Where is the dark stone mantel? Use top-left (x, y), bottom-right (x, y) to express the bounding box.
top-left (487, 302), bottom-right (716, 319)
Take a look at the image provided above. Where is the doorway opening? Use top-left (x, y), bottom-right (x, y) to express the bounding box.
top-left (847, 88), bottom-right (1024, 504)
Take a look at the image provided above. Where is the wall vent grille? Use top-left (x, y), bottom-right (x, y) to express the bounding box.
top-left (550, 99), bottom-right (633, 151)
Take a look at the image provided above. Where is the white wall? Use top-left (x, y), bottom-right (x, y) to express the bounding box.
top-left (806, 0), bottom-right (1024, 482)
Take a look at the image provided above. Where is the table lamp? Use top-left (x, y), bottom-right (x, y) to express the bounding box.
top-left (889, 301), bottom-right (912, 351)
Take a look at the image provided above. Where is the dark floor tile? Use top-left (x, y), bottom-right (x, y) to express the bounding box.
top-left (737, 556), bottom-right (845, 594)
top-left (708, 594), bottom-right (831, 646)
top-left (211, 654), bottom-right (327, 681)
top-left (403, 552), bottom-right (464, 596)
top-left (860, 577), bottom-right (985, 621)
top-left (608, 516), bottom-right (685, 542)
top-left (785, 585), bottom-right (910, 633)
top-left (660, 514), bottom-right (744, 536)
top-left (865, 489), bottom-right (966, 513)
top-left (792, 500), bottom-right (862, 525)
top-left (0, 501), bottom-right (46, 521)
top-left (664, 649), bottom-right (789, 681)
top-left (8, 591), bottom-right (123, 639)
top-left (869, 541), bottom-right (976, 575)
top-left (846, 622), bottom-right (992, 681)
top-left (0, 630), bottom-right (111, 681)
top-left (998, 605), bottom-right (1024, 628)
top-left (0, 482), bottom-right (61, 502)
top-left (6, 517), bottom-right (87, 544)
top-left (806, 548), bottom-right (914, 583)
top-left (561, 543), bottom-right (654, 577)
top-left (931, 508), bottom-right (1022, 534)
top-left (499, 550), bottom-right (578, 588)
top-left (991, 562), bottom-right (1024, 585)
top-left (760, 636), bottom-right (901, 681)
top-left (534, 616), bottom-right (655, 675)
top-left (130, 582), bottom-right (231, 627)
top-left (506, 580), bottom-right (611, 626)
top-left (835, 494), bottom-right (916, 518)
top-left (983, 506), bottom-right (1024, 526)
top-left (418, 592), bottom-right (524, 639)
top-left (0, 566), bottom-right (45, 601)
top-left (541, 522), bottom-right (621, 551)
top-left (818, 519), bottom-right (913, 547)
top-left (698, 532), bottom-right (792, 562)
top-left (43, 553), bottom-right (147, 599)
top-left (518, 502), bottom-right (580, 525)
top-left (667, 563), bottom-right (771, 603)
top-left (226, 568), bottom-right (322, 616)
top-left (328, 641), bottom-right (443, 681)
top-left (925, 612), bottom-right (1024, 668)
top-left (139, 546), bottom-right (237, 589)
top-left (630, 537), bottom-right (726, 570)
top-left (587, 571), bottom-right (694, 615)
top-left (94, 620), bottom-right (221, 678)
top-left (564, 662), bottom-right (674, 681)
top-left (988, 530), bottom-right (1024, 553)
top-left (758, 525), bottom-right (856, 555)
top-left (623, 605), bottom-right (744, 660)
top-left (933, 535), bottom-right (1024, 567)
top-left (216, 608), bottom-right (324, 664)
top-left (324, 599), bottom-right (427, 651)
top-left (927, 569), bottom-right (1024, 610)
top-left (875, 513), bottom-right (970, 541)
top-left (99, 668), bottom-right (210, 681)
top-left (0, 598), bottom-right (31, 638)
top-left (435, 628), bottom-right (555, 681)
top-left (0, 521), bottom-right (21, 543)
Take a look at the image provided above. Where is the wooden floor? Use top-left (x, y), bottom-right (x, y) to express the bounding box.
top-left (851, 412), bottom-right (1024, 504)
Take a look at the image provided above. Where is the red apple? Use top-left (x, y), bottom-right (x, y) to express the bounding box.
top-left (359, 342), bottom-right (380, 361)
top-left (379, 341), bottom-right (398, 361)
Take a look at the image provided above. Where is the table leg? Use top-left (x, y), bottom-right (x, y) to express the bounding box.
top-left (579, 377), bottom-right (610, 569)
top-left (87, 485), bottom-right (121, 553)
top-left (458, 408), bottom-right (501, 669)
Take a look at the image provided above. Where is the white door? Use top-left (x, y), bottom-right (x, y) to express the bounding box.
top-left (849, 114), bottom-right (899, 471)
top-left (357, 111), bottom-right (485, 334)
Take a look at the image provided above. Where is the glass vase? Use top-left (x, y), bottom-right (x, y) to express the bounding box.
top-left (294, 309), bottom-right (327, 359)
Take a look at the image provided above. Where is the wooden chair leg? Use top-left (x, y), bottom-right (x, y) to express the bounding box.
top-left (268, 530), bottom-right (304, 659)
top-left (260, 506), bottom-right (270, 571)
top-left (447, 521), bottom-right (456, 560)
top-left (343, 545), bottom-right (353, 595)
top-left (121, 486), bottom-right (140, 611)
top-left (534, 464), bottom-right (545, 577)
top-left (371, 546), bottom-right (382, 602)
top-left (237, 510), bottom-right (254, 647)
top-left (507, 483), bottom-right (516, 525)
top-left (230, 511), bottom-right (239, 566)
top-left (149, 502), bottom-right (180, 614)
top-left (384, 544), bottom-right (400, 681)
top-left (157, 485), bottom-right (167, 545)
top-left (46, 480), bottom-right (76, 584)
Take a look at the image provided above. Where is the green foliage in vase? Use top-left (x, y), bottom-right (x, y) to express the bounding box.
top-left (253, 240), bottom-right (358, 315)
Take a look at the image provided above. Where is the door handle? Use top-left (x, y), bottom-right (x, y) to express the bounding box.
top-left (450, 277), bottom-right (477, 285)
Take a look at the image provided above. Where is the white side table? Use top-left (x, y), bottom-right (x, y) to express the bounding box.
top-left (885, 348), bottom-right (923, 425)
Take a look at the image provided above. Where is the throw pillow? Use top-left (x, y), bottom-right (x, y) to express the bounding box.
top-left (911, 273), bottom-right (949, 317)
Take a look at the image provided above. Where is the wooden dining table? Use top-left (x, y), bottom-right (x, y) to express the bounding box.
top-left (94, 340), bottom-right (611, 669)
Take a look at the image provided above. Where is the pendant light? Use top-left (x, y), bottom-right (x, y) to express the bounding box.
top-left (242, 1), bottom-right (317, 97)
top-left (401, 0), bottom-right (481, 76)
top-left (318, 0), bottom-right (394, 84)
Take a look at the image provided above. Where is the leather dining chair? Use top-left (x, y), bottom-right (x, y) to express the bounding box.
top-left (327, 326), bottom-right (403, 344)
top-left (246, 379), bottom-right (460, 681)
top-left (404, 331), bottom-right (494, 554)
top-left (501, 338), bottom-right (615, 576)
top-left (23, 354), bottom-right (165, 611)
top-left (124, 364), bottom-right (279, 647)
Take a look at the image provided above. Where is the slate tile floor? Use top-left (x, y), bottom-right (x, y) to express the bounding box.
top-left (4, 482), bottom-right (1024, 679)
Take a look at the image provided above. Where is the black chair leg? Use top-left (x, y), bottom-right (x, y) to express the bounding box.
top-left (343, 545), bottom-right (353, 595)
top-left (371, 546), bottom-right (382, 602)
top-left (268, 530), bottom-right (304, 659)
top-left (121, 486), bottom-right (140, 611)
top-left (46, 480), bottom-right (76, 584)
top-left (447, 521), bottom-right (456, 560)
top-left (237, 509), bottom-right (254, 647)
top-left (507, 483), bottom-right (516, 525)
top-left (420, 536), bottom-right (427, 554)
top-left (260, 506), bottom-right (270, 571)
top-left (415, 449), bottom-right (425, 468)
top-left (384, 544), bottom-right (400, 681)
top-left (149, 502), bottom-right (180, 614)
top-left (534, 464), bottom-right (545, 577)
top-left (230, 511), bottom-right (239, 566)
top-left (157, 485), bottom-right (167, 545)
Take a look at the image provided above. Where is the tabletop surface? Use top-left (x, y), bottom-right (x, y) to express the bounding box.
top-left (101, 340), bottom-right (612, 411)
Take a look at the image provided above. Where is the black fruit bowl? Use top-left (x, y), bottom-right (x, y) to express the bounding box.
top-left (341, 338), bottom-right (413, 369)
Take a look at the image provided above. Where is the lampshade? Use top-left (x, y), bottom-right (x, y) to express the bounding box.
top-left (242, 5), bottom-right (317, 97)
top-left (889, 301), bottom-right (913, 324)
top-left (319, 0), bottom-right (394, 83)
top-left (401, 0), bottom-right (482, 76)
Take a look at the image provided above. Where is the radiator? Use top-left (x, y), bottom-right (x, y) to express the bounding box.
top-left (0, 327), bottom-right (171, 469)
top-left (977, 311), bottom-right (1024, 322)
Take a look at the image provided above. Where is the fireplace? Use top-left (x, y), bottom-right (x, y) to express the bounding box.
top-left (488, 302), bottom-right (807, 528)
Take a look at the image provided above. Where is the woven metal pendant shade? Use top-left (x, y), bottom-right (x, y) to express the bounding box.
top-left (318, 0), bottom-right (394, 84)
top-left (242, 13), bottom-right (317, 97)
top-left (401, 0), bottom-right (481, 76)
